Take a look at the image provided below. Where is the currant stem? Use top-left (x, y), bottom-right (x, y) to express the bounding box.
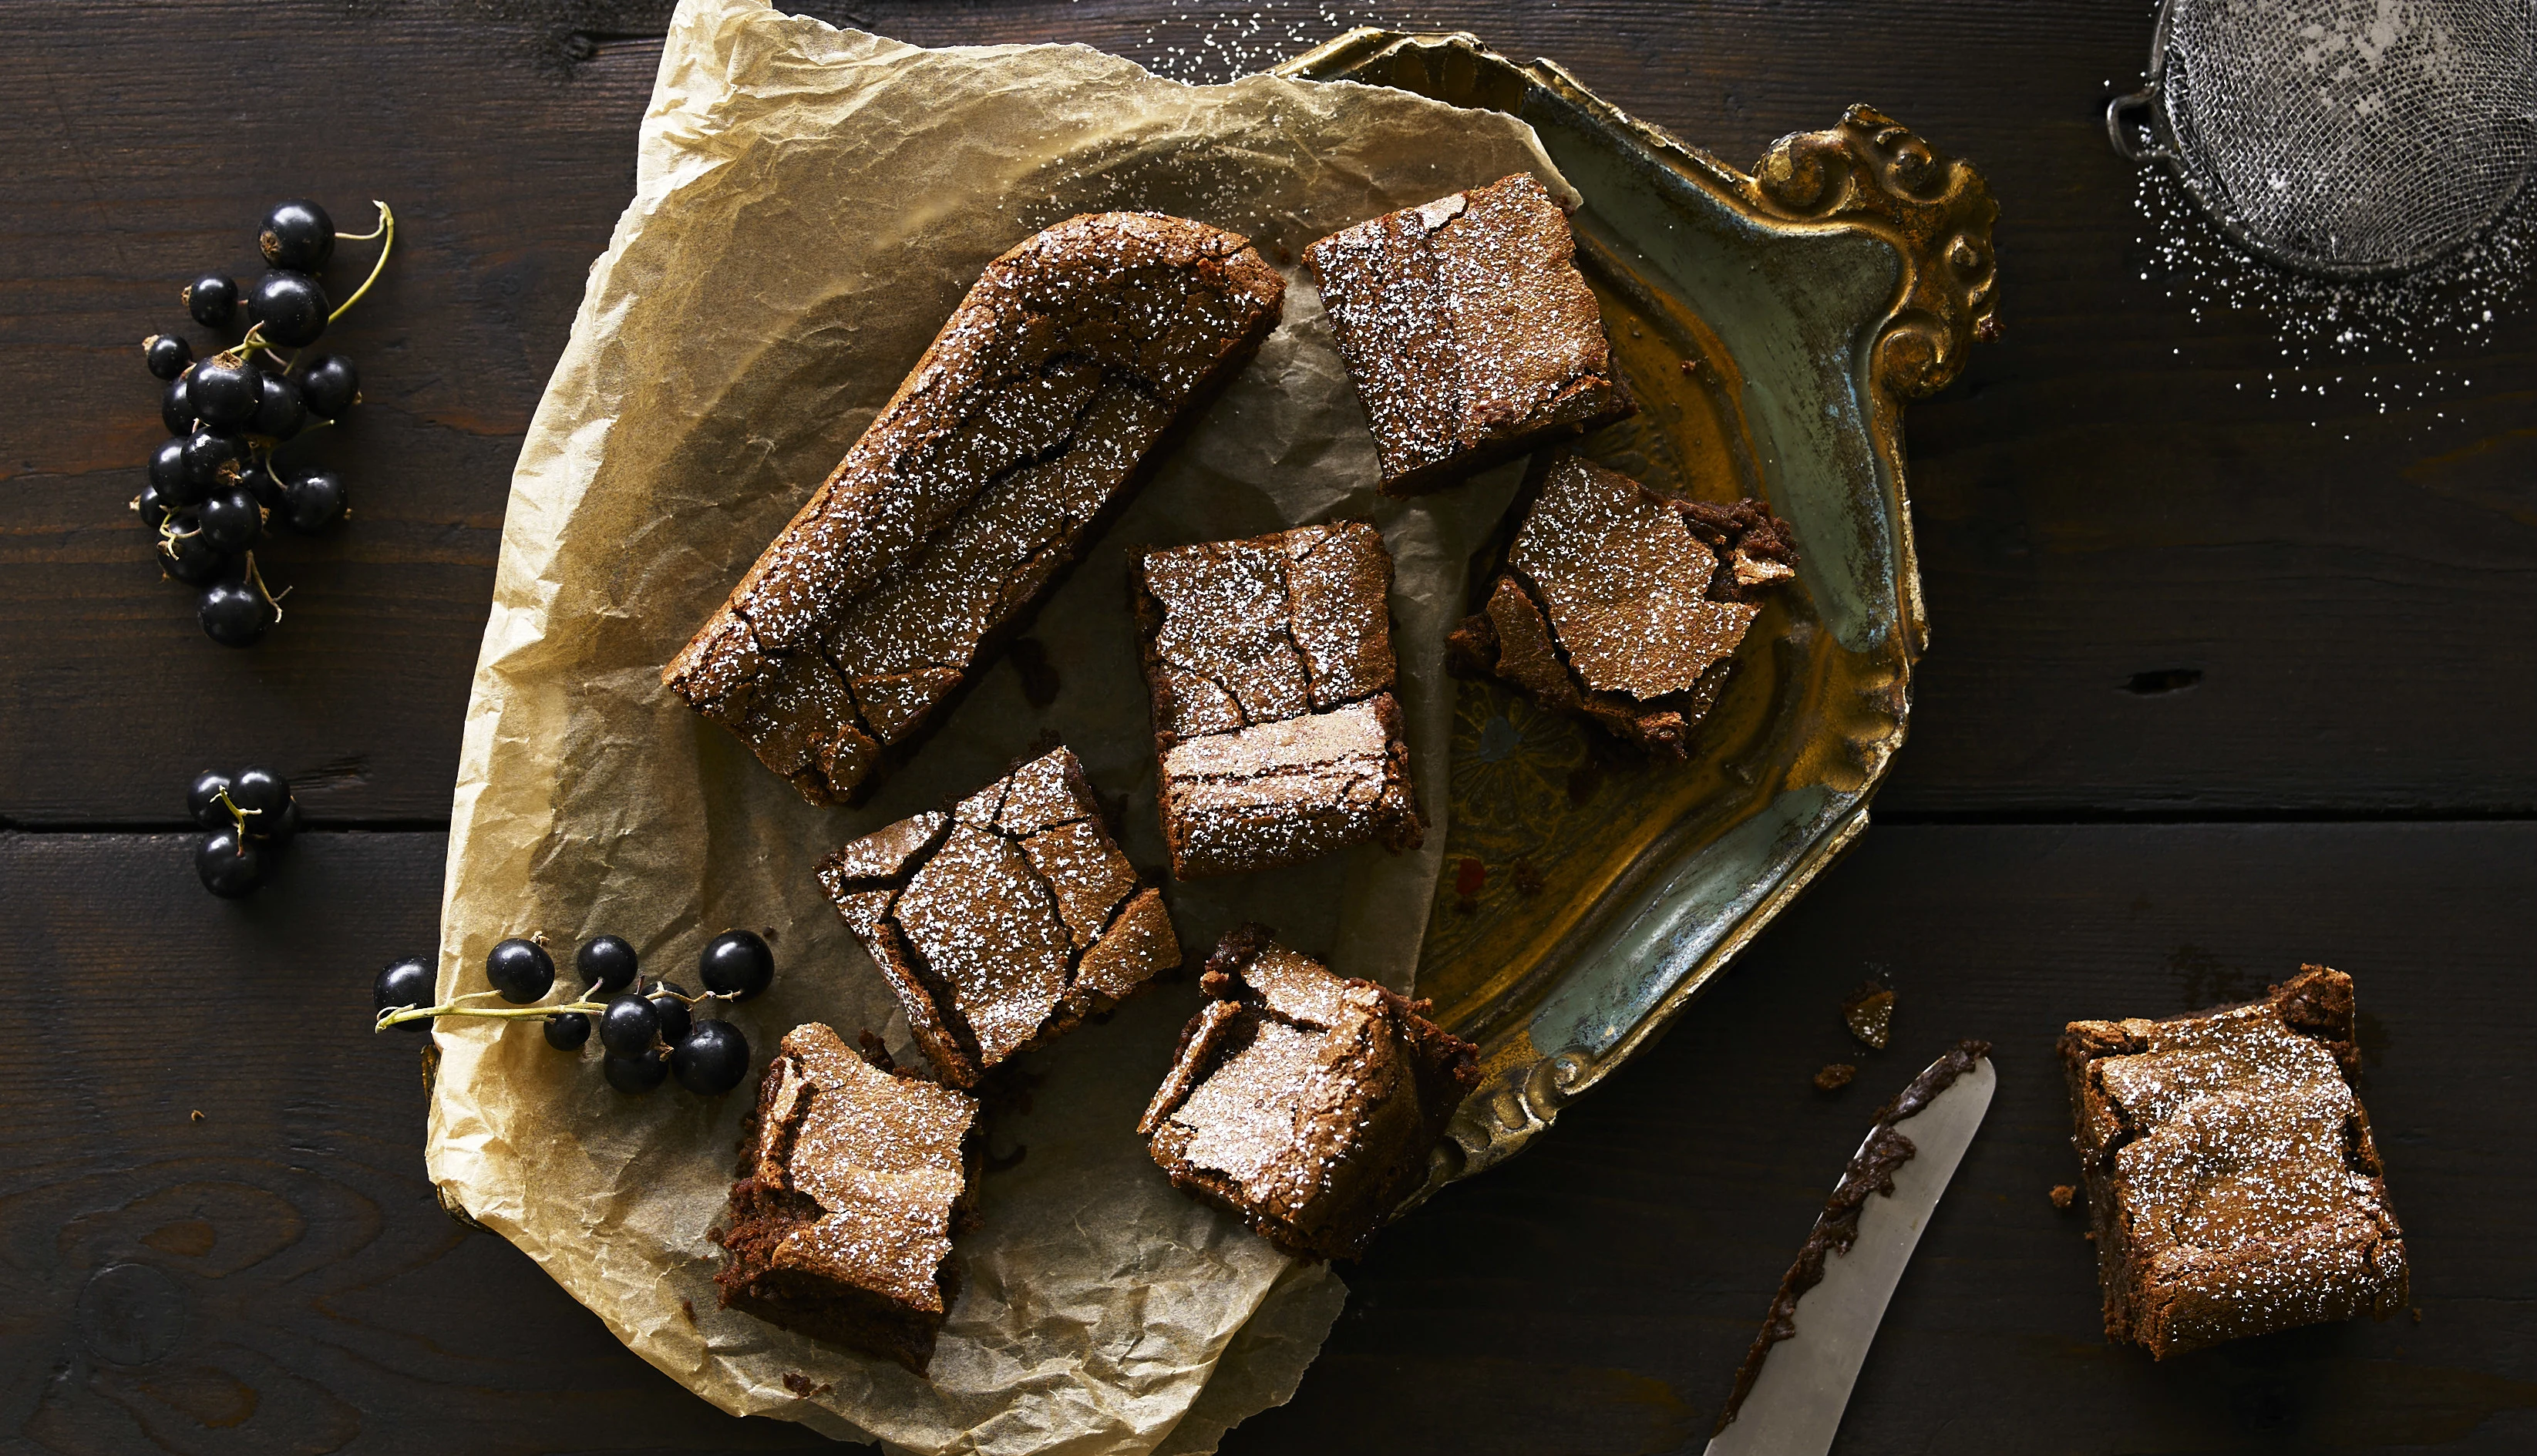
top-left (375, 997), bottom-right (611, 1032)
top-left (243, 553), bottom-right (288, 623)
top-left (372, 979), bottom-right (740, 1033)
top-left (210, 785), bottom-right (264, 838)
top-left (336, 205), bottom-right (391, 243)
top-left (328, 201), bottom-right (395, 323)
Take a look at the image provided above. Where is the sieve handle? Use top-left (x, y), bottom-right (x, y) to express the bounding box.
top-left (2105, 89), bottom-right (2169, 163)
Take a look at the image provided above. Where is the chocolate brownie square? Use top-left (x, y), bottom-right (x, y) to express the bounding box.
top-left (713, 1024), bottom-right (978, 1373)
top-left (1135, 522), bottom-right (1422, 879)
top-left (1447, 456), bottom-right (1797, 755)
top-left (665, 214), bottom-right (1286, 805)
top-left (1304, 173), bottom-right (1635, 496)
top-left (2060, 965), bottom-right (2409, 1358)
top-left (817, 746), bottom-right (1179, 1088)
top-left (1139, 926), bottom-right (1479, 1260)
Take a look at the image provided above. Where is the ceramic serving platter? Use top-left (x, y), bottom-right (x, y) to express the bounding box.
top-left (1271, 31), bottom-right (2000, 1192)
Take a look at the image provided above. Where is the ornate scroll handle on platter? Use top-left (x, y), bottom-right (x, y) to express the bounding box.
top-left (1407, 1046), bottom-right (1597, 1207)
top-left (1745, 103), bottom-right (2001, 400)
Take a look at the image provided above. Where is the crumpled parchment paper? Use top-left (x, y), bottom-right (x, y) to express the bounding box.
top-left (427, 3), bottom-right (1570, 1451)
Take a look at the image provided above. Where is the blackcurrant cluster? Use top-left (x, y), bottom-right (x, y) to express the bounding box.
top-left (137, 198), bottom-right (394, 647)
top-left (372, 930), bottom-right (776, 1098)
top-left (187, 766), bottom-right (301, 898)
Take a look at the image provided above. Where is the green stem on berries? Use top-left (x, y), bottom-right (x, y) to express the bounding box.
top-left (375, 997), bottom-right (612, 1033)
top-left (209, 785), bottom-right (264, 839)
top-left (222, 322), bottom-right (274, 367)
top-left (156, 516), bottom-right (198, 560)
top-left (242, 553), bottom-right (289, 624)
top-left (372, 978), bottom-right (741, 1034)
top-left (336, 206), bottom-right (391, 243)
top-left (328, 201), bottom-right (395, 323)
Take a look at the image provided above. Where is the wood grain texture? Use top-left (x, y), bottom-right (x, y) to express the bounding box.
top-left (0, 831), bottom-right (836, 1454)
top-left (3, 0), bottom-right (2532, 824)
top-left (5, 825), bottom-right (2531, 1454)
top-left (6, 1), bottom-right (2535, 1453)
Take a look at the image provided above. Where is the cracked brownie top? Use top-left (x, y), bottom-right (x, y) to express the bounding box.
top-left (665, 213), bottom-right (1285, 805)
top-left (1138, 925), bottom-right (1478, 1261)
top-left (1304, 173), bottom-right (1634, 496)
top-left (1448, 456), bottom-right (1797, 756)
top-left (817, 746), bottom-right (1179, 1088)
top-left (1133, 523), bottom-right (1422, 879)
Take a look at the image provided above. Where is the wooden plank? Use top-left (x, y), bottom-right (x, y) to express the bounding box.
top-left (5, 822), bottom-right (2531, 1451)
top-left (2, 0), bottom-right (2531, 826)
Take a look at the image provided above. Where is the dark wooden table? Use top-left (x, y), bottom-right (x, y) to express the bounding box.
top-left (8, 2), bottom-right (2533, 1452)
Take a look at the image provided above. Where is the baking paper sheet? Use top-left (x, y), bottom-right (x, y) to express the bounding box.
top-left (426, 2), bottom-right (1568, 1450)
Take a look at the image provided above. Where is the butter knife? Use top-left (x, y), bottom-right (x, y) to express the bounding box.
top-left (1705, 1041), bottom-right (1996, 1456)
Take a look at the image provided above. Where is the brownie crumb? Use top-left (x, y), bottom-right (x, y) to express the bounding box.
top-left (1680, 358), bottom-right (1702, 375)
top-left (1813, 1063), bottom-right (1856, 1091)
top-left (780, 1371), bottom-right (833, 1398)
top-left (1842, 984), bottom-right (1895, 1050)
top-left (2050, 1184), bottom-right (2078, 1211)
top-left (680, 1297), bottom-right (698, 1323)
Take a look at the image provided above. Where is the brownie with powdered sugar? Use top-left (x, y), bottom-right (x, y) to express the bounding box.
top-left (1304, 173), bottom-right (1634, 496)
top-left (1133, 522), bottom-right (1422, 879)
top-left (666, 213), bottom-right (1285, 805)
top-left (816, 746), bottom-right (1179, 1089)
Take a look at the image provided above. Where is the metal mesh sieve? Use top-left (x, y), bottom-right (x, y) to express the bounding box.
top-left (2108, 0), bottom-right (2537, 277)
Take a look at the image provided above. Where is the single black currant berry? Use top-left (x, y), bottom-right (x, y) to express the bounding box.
top-left (297, 354), bottom-right (358, 419)
top-left (375, 955), bottom-right (436, 1027)
top-left (187, 769), bottom-right (234, 829)
top-left (247, 462), bottom-right (286, 511)
top-left (181, 427), bottom-right (245, 489)
top-left (160, 516), bottom-right (230, 586)
top-left (603, 1050), bottom-right (669, 1095)
top-left (162, 375), bottom-right (195, 436)
top-left (267, 795), bottom-right (302, 849)
top-left (195, 826), bottom-right (266, 898)
top-left (259, 200), bottom-right (335, 272)
top-left (484, 936), bottom-right (556, 1004)
top-left (136, 481), bottom-right (171, 526)
top-left (649, 982), bottom-right (695, 1047)
top-left (145, 333), bottom-right (194, 381)
top-left (228, 766), bottom-right (291, 820)
top-left (199, 486), bottom-right (262, 553)
top-left (190, 358), bottom-right (262, 429)
top-left (148, 437), bottom-right (190, 498)
top-left (251, 271), bottom-right (330, 348)
top-left (198, 578), bottom-right (274, 647)
top-left (281, 469), bottom-right (348, 534)
top-left (577, 935), bottom-right (640, 995)
top-left (544, 1011), bottom-right (593, 1051)
top-left (185, 273), bottom-right (239, 329)
top-left (598, 993), bottom-right (661, 1057)
top-left (251, 371), bottom-right (305, 440)
top-left (671, 1021), bottom-right (750, 1096)
top-left (698, 929), bottom-right (775, 1001)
